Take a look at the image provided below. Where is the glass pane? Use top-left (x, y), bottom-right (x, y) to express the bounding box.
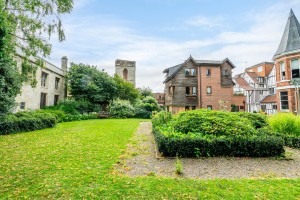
top-left (191, 69), bottom-right (196, 76)
top-left (185, 69), bottom-right (190, 76)
top-left (186, 87), bottom-right (190, 95)
top-left (292, 69), bottom-right (300, 78)
top-left (291, 59), bottom-right (299, 70)
top-left (280, 62), bottom-right (285, 71)
top-left (192, 87), bottom-right (197, 95)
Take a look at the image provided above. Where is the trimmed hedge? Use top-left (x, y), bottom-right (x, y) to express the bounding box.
top-left (0, 111), bottom-right (56, 135)
top-left (234, 112), bottom-right (267, 129)
top-left (153, 130), bottom-right (285, 157)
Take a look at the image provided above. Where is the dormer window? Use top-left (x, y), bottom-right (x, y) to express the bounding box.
top-left (185, 68), bottom-right (196, 76)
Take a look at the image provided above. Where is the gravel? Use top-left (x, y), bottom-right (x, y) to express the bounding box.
top-left (115, 122), bottom-right (300, 179)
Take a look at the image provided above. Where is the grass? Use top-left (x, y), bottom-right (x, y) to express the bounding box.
top-left (0, 119), bottom-right (300, 199)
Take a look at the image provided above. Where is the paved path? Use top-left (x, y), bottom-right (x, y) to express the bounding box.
top-left (115, 122), bottom-right (300, 179)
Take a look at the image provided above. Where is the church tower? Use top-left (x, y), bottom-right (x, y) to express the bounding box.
top-left (115, 59), bottom-right (136, 87)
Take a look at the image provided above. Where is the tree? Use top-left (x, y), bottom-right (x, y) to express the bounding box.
top-left (138, 87), bottom-right (153, 98)
top-left (0, 10), bottom-right (21, 115)
top-left (68, 63), bottom-right (118, 105)
top-left (114, 75), bottom-right (139, 103)
top-left (0, 0), bottom-right (73, 115)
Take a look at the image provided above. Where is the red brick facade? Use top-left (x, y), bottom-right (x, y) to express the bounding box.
top-left (275, 53), bottom-right (300, 114)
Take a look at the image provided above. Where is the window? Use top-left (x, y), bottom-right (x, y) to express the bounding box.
top-left (272, 104), bottom-right (277, 110)
top-left (280, 62), bottom-right (285, 81)
top-left (222, 69), bottom-right (229, 76)
top-left (41, 72), bottom-right (48, 87)
top-left (20, 102), bottom-right (25, 109)
top-left (207, 86), bottom-right (212, 94)
top-left (257, 77), bottom-right (264, 83)
top-left (169, 86), bottom-right (175, 96)
top-left (207, 105), bottom-right (212, 110)
top-left (259, 84), bottom-right (264, 88)
top-left (280, 91), bottom-right (289, 110)
top-left (261, 105), bottom-right (266, 111)
top-left (258, 66), bottom-right (262, 72)
top-left (40, 93), bottom-right (47, 108)
top-left (186, 86), bottom-right (197, 96)
top-left (123, 68), bottom-right (128, 80)
top-left (260, 90), bottom-right (263, 94)
top-left (185, 68), bottom-right (196, 76)
top-left (192, 106), bottom-right (196, 110)
top-left (54, 95), bottom-right (59, 105)
top-left (206, 69), bottom-right (211, 77)
top-left (291, 59), bottom-right (300, 79)
top-left (240, 105), bottom-right (245, 110)
top-left (185, 106), bottom-right (189, 111)
top-left (55, 77), bottom-right (60, 89)
top-left (269, 87), bottom-right (275, 94)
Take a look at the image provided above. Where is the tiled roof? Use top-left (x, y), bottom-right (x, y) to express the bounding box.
top-left (163, 64), bottom-right (182, 83)
top-left (247, 72), bottom-right (259, 83)
top-left (261, 95), bottom-right (277, 103)
top-left (274, 9), bottom-right (300, 59)
top-left (234, 77), bottom-right (254, 90)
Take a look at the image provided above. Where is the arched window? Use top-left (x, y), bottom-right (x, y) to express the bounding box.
top-left (123, 68), bottom-right (128, 80)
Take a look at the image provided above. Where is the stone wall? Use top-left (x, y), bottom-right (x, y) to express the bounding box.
top-left (14, 56), bottom-right (67, 112)
top-left (115, 59), bottom-right (136, 86)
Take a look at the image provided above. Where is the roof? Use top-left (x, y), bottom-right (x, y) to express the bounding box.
top-left (246, 71), bottom-right (259, 83)
top-left (234, 77), bottom-right (254, 90)
top-left (261, 95), bottom-right (277, 103)
top-left (163, 63), bottom-right (182, 83)
top-left (163, 56), bottom-right (236, 83)
top-left (273, 9), bottom-right (300, 59)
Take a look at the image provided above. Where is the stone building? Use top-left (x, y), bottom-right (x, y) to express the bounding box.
top-left (163, 56), bottom-right (235, 114)
top-left (273, 9), bottom-right (300, 114)
top-left (14, 56), bottom-right (68, 112)
top-left (115, 59), bottom-right (136, 87)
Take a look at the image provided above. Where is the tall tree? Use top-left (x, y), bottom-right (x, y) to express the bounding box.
top-left (68, 63), bottom-right (118, 105)
top-left (114, 75), bottom-right (139, 104)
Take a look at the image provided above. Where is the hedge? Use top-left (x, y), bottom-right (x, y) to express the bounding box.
top-left (0, 112), bottom-right (56, 135)
top-left (153, 130), bottom-right (285, 157)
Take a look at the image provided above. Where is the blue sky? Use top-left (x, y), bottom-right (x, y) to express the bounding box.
top-left (48, 0), bottom-right (300, 92)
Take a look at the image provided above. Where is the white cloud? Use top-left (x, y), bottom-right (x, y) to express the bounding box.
top-left (48, 0), bottom-right (300, 92)
top-left (185, 16), bottom-right (224, 29)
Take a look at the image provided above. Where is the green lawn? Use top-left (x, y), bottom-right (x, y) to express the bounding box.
top-left (1, 119), bottom-right (300, 199)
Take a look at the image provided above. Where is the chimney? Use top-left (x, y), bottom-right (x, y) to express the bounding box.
top-left (61, 56), bottom-right (68, 75)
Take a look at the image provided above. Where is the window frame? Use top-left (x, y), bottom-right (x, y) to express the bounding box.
top-left (280, 91), bottom-right (289, 111)
top-left (206, 68), bottom-right (211, 77)
top-left (280, 62), bottom-right (286, 81)
top-left (185, 68), bottom-right (196, 76)
top-left (207, 105), bottom-right (212, 110)
top-left (206, 86), bottom-right (212, 94)
top-left (291, 59), bottom-right (300, 79)
top-left (55, 77), bottom-right (60, 90)
top-left (20, 102), bottom-right (25, 109)
top-left (41, 72), bottom-right (48, 87)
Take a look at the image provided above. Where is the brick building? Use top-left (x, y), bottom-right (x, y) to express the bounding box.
top-left (273, 9), bottom-right (300, 114)
top-left (163, 56), bottom-right (235, 114)
top-left (153, 93), bottom-right (165, 106)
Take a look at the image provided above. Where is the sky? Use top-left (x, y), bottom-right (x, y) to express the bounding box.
top-left (47, 0), bottom-right (300, 92)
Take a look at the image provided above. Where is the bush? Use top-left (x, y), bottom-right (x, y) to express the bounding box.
top-left (0, 111), bottom-right (57, 135)
top-left (152, 111), bottom-right (173, 128)
top-left (268, 113), bottom-right (300, 136)
top-left (109, 99), bottom-right (135, 118)
top-left (134, 107), bottom-right (151, 119)
top-left (153, 130), bottom-right (284, 157)
top-left (44, 99), bottom-right (100, 115)
top-left (172, 110), bottom-right (256, 137)
top-left (234, 112), bottom-right (267, 128)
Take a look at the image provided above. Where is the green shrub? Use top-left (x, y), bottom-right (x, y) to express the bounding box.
top-left (268, 113), bottom-right (300, 136)
top-left (109, 99), bottom-right (135, 118)
top-left (134, 107), bottom-right (151, 119)
top-left (152, 111), bottom-right (173, 128)
top-left (234, 112), bottom-right (267, 128)
top-left (0, 111), bottom-right (56, 135)
top-left (153, 130), bottom-right (284, 157)
top-left (172, 109), bottom-right (256, 137)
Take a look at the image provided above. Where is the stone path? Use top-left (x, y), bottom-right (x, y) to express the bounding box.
top-left (114, 122), bottom-right (300, 179)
